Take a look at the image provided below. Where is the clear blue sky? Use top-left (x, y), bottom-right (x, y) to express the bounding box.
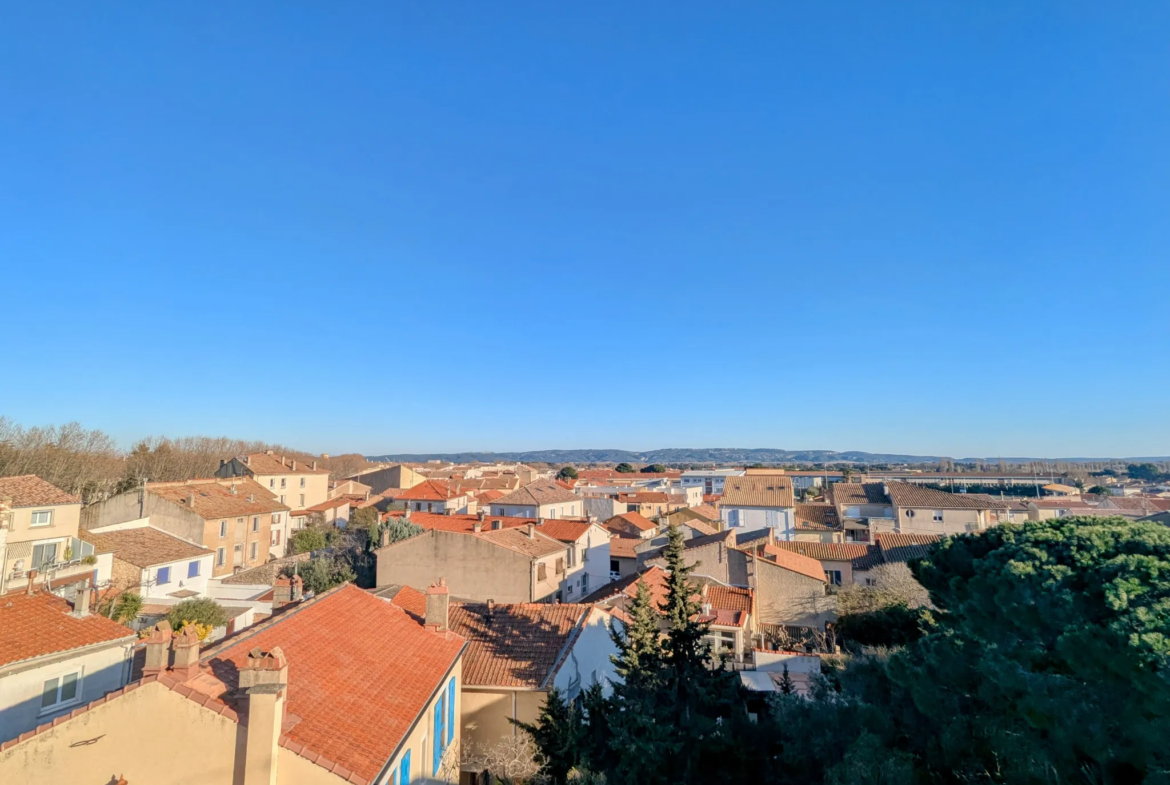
top-left (1, 3), bottom-right (1167, 458)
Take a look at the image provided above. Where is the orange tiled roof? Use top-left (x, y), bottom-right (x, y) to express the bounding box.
top-left (769, 541), bottom-right (873, 562)
top-left (705, 584), bottom-right (752, 614)
top-left (608, 536), bottom-right (641, 559)
top-left (203, 584), bottom-right (465, 784)
top-left (690, 503), bottom-right (720, 522)
top-left (875, 532), bottom-right (942, 563)
top-left (0, 475), bottom-right (79, 507)
top-left (79, 527), bottom-right (212, 568)
top-left (721, 476), bottom-right (795, 509)
top-left (535, 519), bottom-right (592, 543)
top-left (397, 511), bottom-right (530, 534)
top-left (387, 586), bottom-right (589, 688)
top-left (794, 503), bottom-right (839, 530)
top-left (605, 512), bottom-right (656, 532)
top-left (397, 479), bottom-right (460, 502)
top-left (885, 482), bottom-right (1008, 510)
top-left (0, 590), bottom-right (135, 669)
top-left (238, 452), bottom-right (330, 476)
top-left (757, 545), bottom-right (827, 582)
top-left (493, 482), bottom-right (579, 507)
top-left (147, 478), bottom-right (289, 519)
top-left (618, 492), bottom-right (671, 503)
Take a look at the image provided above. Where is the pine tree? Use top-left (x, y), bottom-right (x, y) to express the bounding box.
top-left (779, 665), bottom-right (796, 695)
top-left (609, 579), bottom-right (662, 689)
top-left (513, 688), bottom-right (582, 785)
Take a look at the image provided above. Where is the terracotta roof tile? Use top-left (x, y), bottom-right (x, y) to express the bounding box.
top-left (608, 536), bottom-right (641, 559)
top-left (397, 479), bottom-right (462, 502)
top-left (474, 527), bottom-right (566, 558)
top-left (769, 541), bottom-right (873, 562)
top-left (875, 532), bottom-right (942, 563)
top-left (493, 482), bottom-right (579, 507)
top-left (0, 591), bottom-right (135, 669)
top-left (604, 512), bottom-right (655, 532)
top-left (534, 519), bottom-right (591, 543)
top-left (828, 483), bottom-right (891, 506)
top-left (0, 475), bottom-right (79, 507)
top-left (202, 585), bottom-right (464, 783)
top-left (793, 503), bottom-right (839, 530)
top-left (238, 453), bottom-right (330, 476)
top-left (756, 545), bottom-right (828, 582)
top-left (146, 478), bottom-right (289, 519)
top-left (721, 476), bottom-right (795, 508)
top-left (79, 527), bottom-right (211, 568)
top-left (885, 482), bottom-right (1009, 510)
top-left (386, 587), bottom-right (588, 689)
top-left (400, 511), bottom-right (530, 534)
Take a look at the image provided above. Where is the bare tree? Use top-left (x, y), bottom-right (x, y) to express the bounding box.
top-left (462, 736), bottom-right (541, 782)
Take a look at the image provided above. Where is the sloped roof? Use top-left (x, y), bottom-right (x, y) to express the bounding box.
top-left (535, 519), bottom-right (592, 543)
top-left (474, 527), bottom-right (566, 559)
top-left (386, 586), bottom-right (589, 689)
top-left (202, 584), bottom-right (465, 783)
top-left (829, 483), bottom-right (891, 507)
top-left (397, 479), bottom-right (461, 502)
top-left (0, 590), bottom-right (135, 670)
top-left (885, 482), bottom-right (1009, 510)
top-left (398, 511), bottom-right (530, 534)
top-left (605, 512), bottom-right (655, 532)
top-left (608, 536), bottom-right (641, 559)
top-left (721, 476), bottom-right (795, 508)
top-left (769, 541), bottom-right (874, 563)
top-left (0, 475), bottom-right (79, 507)
top-left (238, 453), bottom-right (330, 475)
top-left (79, 527), bottom-right (212, 568)
top-left (493, 482), bottom-right (579, 507)
top-left (875, 532), bottom-right (942, 563)
top-left (756, 545), bottom-right (828, 582)
top-left (146, 478), bottom-right (289, 519)
top-left (793, 503), bottom-right (839, 530)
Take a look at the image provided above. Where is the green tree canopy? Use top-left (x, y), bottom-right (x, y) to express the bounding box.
top-left (641, 464), bottom-right (667, 473)
top-left (167, 597), bottom-right (228, 632)
top-left (1087, 484), bottom-right (1113, 496)
top-left (1127, 462), bottom-right (1165, 481)
top-left (614, 463), bottom-right (635, 473)
top-left (291, 527), bottom-right (327, 554)
top-left (557, 465), bottom-right (579, 481)
top-left (282, 555), bottom-right (355, 595)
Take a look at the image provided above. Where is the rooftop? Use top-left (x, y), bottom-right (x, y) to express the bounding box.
top-left (492, 481), bottom-right (580, 508)
top-left (202, 584), bottom-right (465, 784)
top-left (79, 527), bottom-right (212, 568)
top-left (0, 475), bottom-right (80, 508)
top-left (237, 452), bottom-right (330, 476)
top-left (604, 512), bottom-right (656, 532)
top-left (720, 476), bottom-right (795, 509)
top-left (0, 590), bottom-right (135, 670)
top-left (146, 478), bottom-right (289, 519)
top-left (397, 479), bottom-right (461, 502)
top-left (385, 586), bottom-right (590, 689)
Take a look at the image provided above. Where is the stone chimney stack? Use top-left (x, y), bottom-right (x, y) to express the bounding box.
top-left (311, 461), bottom-right (317, 471)
top-left (426, 579), bottom-right (450, 632)
top-left (526, 523), bottom-right (536, 539)
top-left (26, 569), bottom-right (37, 596)
top-left (290, 574), bottom-right (303, 603)
top-left (72, 579), bottom-right (91, 617)
top-left (171, 625), bottom-right (202, 681)
top-left (240, 647), bottom-right (289, 785)
top-left (187, 494), bottom-right (196, 508)
top-left (473, 521), bottom-right (483, 533)
top-left (273, 578), bottom-right (292, 610)
top-left (291, 460), bottom-right (297, 471)
top-left (143, 621), bottom-right (173, 677)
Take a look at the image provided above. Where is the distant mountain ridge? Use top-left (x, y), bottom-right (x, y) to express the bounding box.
top-left (365, 448), bottom-right (1170, 465)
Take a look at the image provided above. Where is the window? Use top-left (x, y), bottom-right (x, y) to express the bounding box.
top-left (219, 520), bottom-right (227, 538)
top-left (31, 542), bottom-right (59, 571)
top-left (610, 559), bottom-right (619, 573)
top-left (555, 557), bottom-right (564, 575)
top-left (249, 542), bottom-right (258, 561)
top-left (399, 749), bottom-right (411, 785)
top-left (537, 563), bottom-right (547, 581)
top-left (582, 572), bottom-right (588, 591)
top-left (433, 695), bottom-right (444, 774)
top-left (216, 548), bottom-right (226, 566)
top-left (272, 530), bottom-right (281, 546)
top-left (566, 583), bottom-right (573, 596)
top-left (299, 494), bottom-right (304, 507)
top-left (567, 547), bottom-right (575, 568)
top-left (300, 477), bottom-right (306, 488)
top-left (548, 508), bottom-right (557, 519)
top-left (188, 561), bottom-right (200, 578)
top-left (252, 517), bottom-right (259, 533)
top-left (281, 478), bottom-right (287, 488)
top-left (269, 478), bottom-right (275, 489)
top-left (157, 566), bottom-right (171, 585)
top-left (933, 510), bottom-right (944, 522)
top-left (824, 570), bottom-right (842, 586)
top-left (280, 495), bottom-right (285, 503)
top-left (30, 510), bottom-right (52, 527)
top-left (446, 678), bottom-right (455, 746)
top-left (41, 671), bottom-right (80, 711)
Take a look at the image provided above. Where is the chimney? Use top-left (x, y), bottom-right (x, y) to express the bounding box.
top-left (486, 598), bottom-right (495, 621)
top-left (143, 621), bottom-right (173, 677)
top-left (26, 569), bottom-right (37, 596)
top-left (230, 482), bottom-right (238, 496)
top-left (291, 460), bottom-right (297, 471)
top-left (186, 494), bottom-right (196, 508)
top-left (171, 625), bottom-right (202, 681)
top-left (473, 521), bottom-right (483, 533)
top-left (701, 583), bottom-right (709, 600)
top-left (477, 509), bottom-right (486, 522)
top-left (273, 578), bottom-right (292, 610)
top-left (701, 602), bottom-right (713, 616)
top-left (311, 461), bottom-right (317, 471)
top-left (240, 647), bottom-right (288, 785)
top-left (426, 579), bottom-right (450, 632)
top-left (72, 579), bottom-right (91, 617)
top-left (290, 574), bottom-right (303, 602)
top-left (243, 455), bottom-right (250, 465)
top-left (220, 459), bottom-right (226, 468)
top-left (404, 508), bottom-right (412, 520)
top-left (248, 493), bottom-right (255, 503)
top-left (526, 523), bottom-right (536, 539)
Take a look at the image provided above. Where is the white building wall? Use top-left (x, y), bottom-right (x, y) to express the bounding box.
top-left (552, 608), bottom-right (621, 699)
top-left (721, 506), bottom-right (795, 539)
top-left (0, 640), bottom-right (135, 743)
top-left (139, 554), bottom-right (214, 601)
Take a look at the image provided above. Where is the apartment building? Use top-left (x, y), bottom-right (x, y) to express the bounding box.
top-left (215, 450), bottom-right (330, 511)
top-left (81, 478), bottom-right (288, 578)
top-left (719, 475), bottom-right (797, 538)
top-left (829, 482), bottom-right (1008, 539)
top-left (79, 521), bottom-right (215, 602)
top-left (489, 482), bottom-right (583, 519)
top-left (0, 476), bottom-right (100, 595)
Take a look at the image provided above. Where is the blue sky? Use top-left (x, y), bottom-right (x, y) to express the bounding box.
top-left (1, 3), bottom-right (1167, 458)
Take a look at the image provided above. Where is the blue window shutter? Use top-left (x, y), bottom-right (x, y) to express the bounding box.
top-left (400, 750), bottom-right (410, 785)
top-left (446, 678), bottom-right (456, 746)
top-left (433, 700), bottom-right (442, 773)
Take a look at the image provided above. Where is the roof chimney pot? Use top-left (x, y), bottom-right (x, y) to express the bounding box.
top-left (143, 621), bottom-right (173, 677)
top-left (526, 522), bottom-right (536, 539)
top-left (426, 579), bottom-right (450, 632)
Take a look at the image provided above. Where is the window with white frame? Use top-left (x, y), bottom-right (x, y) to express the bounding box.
top-left (252, 517), bottom-right (259, 533)
top-left (270, 479), bottom-right (275, 489)
top-left (30, 510), bottom-right (52, 527)
top-left (157, 566), bottom-right (171, 585)
top-left (219, 520), bottom-right (227, 538)
top-left (41, 670), bottom-right (81, 711)
top-left (281, 478), bottom-right (286, 488)
top-left (300, 477), bottom-right (306, 488)
top-left (216, 548), bottom-right (226, 566)
top-left (933, 510), bottom-right (944, 522)
top-left (249, 541), bottom-right (258, 561)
